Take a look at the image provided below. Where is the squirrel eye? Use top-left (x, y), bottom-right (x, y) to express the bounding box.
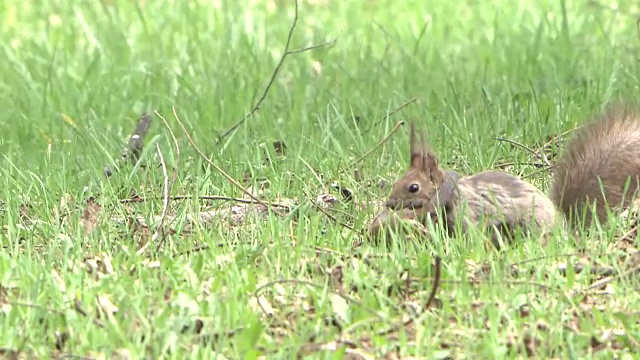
top-left (408, 183), bottom-right (420, 193)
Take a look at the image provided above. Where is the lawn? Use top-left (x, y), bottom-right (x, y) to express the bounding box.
top-left (2, 0), bottom-right (640, 358)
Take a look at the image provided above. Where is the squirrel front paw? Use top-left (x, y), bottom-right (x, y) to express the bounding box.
top-left (366, 208), bottom-right (431, 244)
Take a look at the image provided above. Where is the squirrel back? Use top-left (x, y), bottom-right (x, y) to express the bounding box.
top-left (549, 104), bottom-right (640, 227)
top-left (367, 123), bottom-right (558, 245)
top-left (455, 170), bottom-right (557, 237)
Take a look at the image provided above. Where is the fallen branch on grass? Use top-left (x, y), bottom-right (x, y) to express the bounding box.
top-left (586, 262), bottom-right (640, 292)
top-left (119, 194), bottom-right (292, 208)
top-left (306, 190), bottom-right (358, 233)
top-left (112, 201), bottom-right (282, 233)
top-left (104, 113), bottom-right (153, 178)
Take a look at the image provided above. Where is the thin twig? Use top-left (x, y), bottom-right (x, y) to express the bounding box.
top-left (314, 245), bottom-right (348, 258)
top-left (502, 280), bottom-right (554, 290)
top-left (359, 97), bottom-right (418, 135)
top-left (155, 143), bottom-right (169, 240)
top-left (194, 326), bottom-right (247, 347)
top-left (517, 126), bottom-right (582, 179)
top-left (171, 106), bottom-right (270, 208)
top-left (494, 162), bottom-right (547, 169)
top-left (136, 143), bottom-right (169, 255)
top-left (348, 120), bottom-right (406, 168)
top-left (253, 279), bottom-right (384, 319)
top-left (521, 164), bottom-right (557, 179)
top-left (510, 253), bottom-right (581, 267)
top-left (216, 0), bottom-right (337, 144)
top-left (73, 299), bottom-right (106, 328)
top-left (56, 355), bottom-right (96, 360)
top-left (6, 300), bottom-right (105, 329)
top-left (165, 108), bottom-right (182, 196)
top-left (412, 21), bottom-right (430, 56)
top-left (616, 224), bottom-right (639, 243)
top-left (423, 256), bottom-right (442, 309)
top-left (120, 194), bottom-right (291, 209)
top-left (542, 126), bottom-right (582, 149)
top-left (153, 110), bottom-right (182, 253)
top-left (374, 256), bottom-right (442, 337)
top-left (287, 42), bottom-right (336, 54)
top-left (495, 137), bottom-right (552, 168)
top-left (586, 263), bottom-right (640, 291)
top-left (174, 245), bottom-right (211, 257)
top-left (306, 191), bottom-right (358, 233)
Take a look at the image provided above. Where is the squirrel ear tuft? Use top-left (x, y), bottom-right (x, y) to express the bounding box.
top-left (409, 121), bottom-right (424, 169)
top-left (409, 121), bottom-right (440, 173)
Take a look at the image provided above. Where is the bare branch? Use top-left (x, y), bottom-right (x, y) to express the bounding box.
top-left (171, 106), bottom-right (270, 208)
top-left (348, 120), bottom-right (406, 168)
top-left (495, 137), bottom-right (552, 169)
top-left (358, 97), bottom-right (417, 136)
top-left (216, 0), bottom-right (337, 144)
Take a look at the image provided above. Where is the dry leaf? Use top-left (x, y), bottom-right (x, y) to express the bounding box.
top-left (330, 294), bottom-right (349, 323)
top-left (97, 294), bottom-right (119, 315)
top-left (249, 295), bottom-right (275, 316)
top-left (311, 60), bottom-right (322, 76)
top-left (316, 193), bottom-right (339, 208)
top-left (58, 193), bottom-right (75, 216)
top-left (51, 268), bottom-right (67, 294)
top-left (85, 253), bottom-right (115, 277)
top-left (112, 348), bottom-right (132, 360)
top-left (82, 197), bottom-right (103, 234)
top-left (127, 217), bottom-right (152, 250)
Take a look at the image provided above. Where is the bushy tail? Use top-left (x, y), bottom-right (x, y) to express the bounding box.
top-left (549, 104), bottom-right (640, 227)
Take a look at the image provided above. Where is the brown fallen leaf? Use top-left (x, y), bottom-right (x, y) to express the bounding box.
top-left (126, 216), bottom-right (152, 250)
top-left (51, 268), bottom-right (67, 294)
top-left (81, 197), bottom-right (103, 234)
top-left (316, 193), bottom-right (340, 208)
top-left (58, 193), bottom-right (75, 219)
top-left (112, 348), bottom-right (132, 360)
top-left (19, 203), bottom-right (34, 226)
top-left (84, 252), bottom-right (115, 277)
top-left (249, 295), bottom-right (275, 316)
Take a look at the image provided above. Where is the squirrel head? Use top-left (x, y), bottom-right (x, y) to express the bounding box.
top-left (384, 122), bottom-right (446, 211)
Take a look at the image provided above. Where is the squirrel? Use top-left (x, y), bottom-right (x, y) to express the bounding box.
top-left (367, 122), bottom-right (558, 246)
top-left (367, 104), bottom-right (640, 245)
top-left (549, 104), bottom-right (640, 228)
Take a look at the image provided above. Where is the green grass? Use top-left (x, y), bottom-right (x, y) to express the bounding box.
top-left (2, 0), bottom-right (640, 358)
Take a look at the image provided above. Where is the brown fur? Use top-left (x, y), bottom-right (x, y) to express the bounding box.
top-left (368, 123), bottom-right (558, 244)
top-left (549, 104), bottom-right (640, 227)
top-left (454, 171), bottom-right (557, 245)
